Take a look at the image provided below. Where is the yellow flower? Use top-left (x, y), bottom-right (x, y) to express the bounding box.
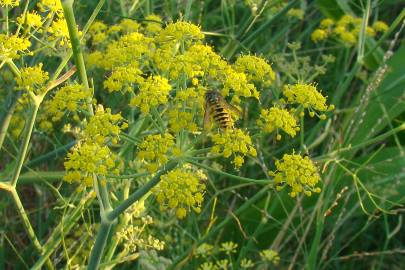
top-left (195, 243), bottom-right (214, 258)
top-left (234, 55), bottom-right (275, 86)
top-left (116, 215), bottom-right (165, 252)
top-left (270, 153), bottom-right (321, 197)
top-left (366, 26), bottom-right (376, 37)
top-left (241, 258), bottom-right (254, 269)
top-left (287, 8), bottom-right (304, 20)
top-left (48, 17), bottom-right (71, 46)
top-left (168, 109), bottom-right (198, 133)
top-left (17, 11), bottom-right (43, 29)
top-left (37, 0), bottom-right (62, 14)
top-left (320, 18), bottom-right (334, 28)
top-left (16, 63), bottom-right (49, 95)
top-left (83, 105), bottom-right (127, 144)
top-left (0, 34), bottom-right (31, 60)
top-left (257, 107), bottom-right (299, 139)
top-left (99, 32), bottom-right (153, 69)
top-left (373, 21), bottom-right (389, 32)
top-left (153, 166), bottom-right (206, 219)
top-left (210, 129), bottom-right (257, 168)
top-left (44, 83), bottom-right (91, 122)
top-left (88, 21), bottom-right (108, 44)
top-left (259, 249), bottom-right (280, 265)
top-left (144, 14), bottom-right (163, 34)
top-left (64, 141), bottom-right (122, 186)
top-left (283, 83), bottom-right (332, 115)
top-left (157, 21), bottom-right (204, 44)
top-left (117, 18), bottom-right (141, 34)
top-left (336, 14), bottom-right (355, 27)
top-left (0, 0), bottom-right (19, 7)
top-left (339, 31), bottom-right (357, 45)
top-left (222, 67), bottom-right (259, 99)
top-left (86, 51), bottom-right (104, 68)
top-left (137, 133), bottom-right (176, 173)
top-left (104, 65), bottom-right (143, 92)
top-left (130, 75), bottom-right (172, 113)
top-left (220, 242), bottom-right (238, 255)
top-left (311, 29), bottom-right (328, 42)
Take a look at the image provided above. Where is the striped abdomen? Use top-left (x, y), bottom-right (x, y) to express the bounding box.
top-left (210, 101), bottom-right (234, 129)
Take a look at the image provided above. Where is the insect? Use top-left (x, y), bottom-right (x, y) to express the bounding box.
top-left (203, 90), bottom-right (242, 130)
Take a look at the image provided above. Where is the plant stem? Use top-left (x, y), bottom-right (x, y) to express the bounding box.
top-left (10, 188), bottom-right (54, 269)
top-left (86, 161), bottom-right (177, 270)
top-left (61, 0), bottom-right (93, 115)
top-left (0, 92), bottom-right (19, 151)
top-left (10, 101), bottom-right (41, 187)
top-left (186, 159), bottom-right (271, 184)
top-left (107, 160), bottom-right (178, 221)
top-left (87, 222), bottom-right (113, 270)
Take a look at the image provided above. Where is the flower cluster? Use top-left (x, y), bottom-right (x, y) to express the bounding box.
top-left (157, 21), bottom-right (204, 44)
top-left (91, 32), bottom-right (153, 70)
top-left (16, 63), bottom-right (49, 95)
top-left (257, 107), bottom-right (299, 140)
top-left (195, 241), bottom-right (278, 269)
top-left (116, 215), bottom-right (165, 252)
top-left (144, 14), bottom-right (163, 34)
top-left (137, 133), bottom-right (178, 173)
top-left (83, 105), bottom-right (127, 144)
top-left (104, 65), bottom-right (143, 92)
top-left (311, 15), bottom-right (389, 45)
top-left (234, 55), bottom-right (275, 87)
top-left (153, 166), bottom-right (206, 219)
top-left (0, 34), bottom-right (31, 60)
top-left (42, 83), bottom-right (91, 122)
top-left (130, 75), bottom-right (172, 113)
top-left (63, 105), bottom-right (126, 186)
top-left (17, 11), bottom-right (42, 29)
top-left (168, 110), bottom-right (198, 133)
top-left (64, 142), bottom-right (122, 186)
top-left (259, 249), bottom-right (280, 265)
top-left (0, 0), bottom-right (19, 7)
top-left (270, 153), bottom-right (321, 197)
top-left (211, 129), bottom-right (257, 168)
top-left (283, 83), bottom-right (333, 118)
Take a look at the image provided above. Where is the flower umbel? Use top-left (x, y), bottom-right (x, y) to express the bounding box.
top-left (153, 166), bottom-right (206, 219)
top-left (83, 105), bottom-right (127, 145)
top-left (130, 75), bottom-right (172, 113)
top-left (283, 83), bottom-right (333, 118)
top-left (210, 129), bottom-right (257, 168)
top-left (137, 133), bottom-right (177, 173)
top-left (270, 153), bottom-right (321, 197)
top-left (234, 55), bottom-right (275, 86)
top-left (16, 63), bottom-right (49, 95)
top-left (259, 249), bottom-right (280, 265)
top-left (64, 141), bottom-right (122, 186)
top-left (257, 107), bottom-right (299, 140)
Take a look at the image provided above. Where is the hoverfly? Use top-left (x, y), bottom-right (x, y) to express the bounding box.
top-left (203, 90), bottom-right (242, 130)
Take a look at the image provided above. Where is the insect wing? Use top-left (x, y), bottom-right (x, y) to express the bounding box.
top-left (203, 102), bottom-right (212, 130)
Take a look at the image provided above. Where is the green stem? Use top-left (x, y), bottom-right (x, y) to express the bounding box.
top-left (10, 101), bottom-right (40, 187)
top-left (87, 161), bottom-right (178, 269)
top-left (107, 160), bottom-right (178, 221)
top-left (87, 222), bottom-right (113, 270)
top-left (61, 0), bottom-right (93, 115)
top-left (0, 92), bottom-right (18, 151)
top-left (10, 189), bottom-right (54, 269)
top-left (186, 159), bottom-right (271, 184)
